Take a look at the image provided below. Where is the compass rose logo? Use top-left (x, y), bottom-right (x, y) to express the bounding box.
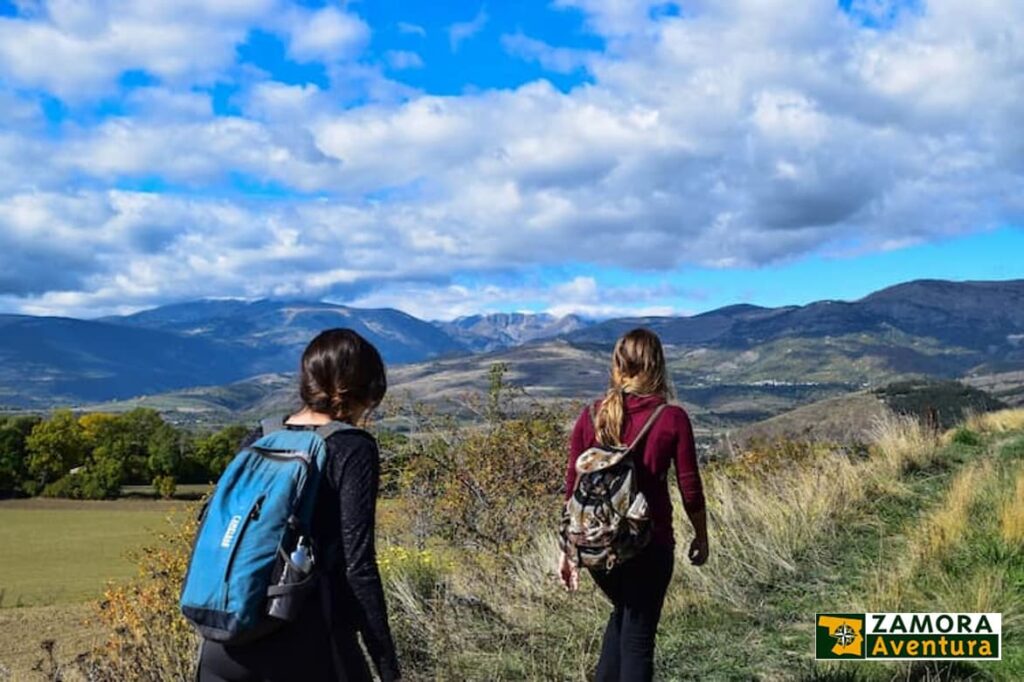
top-left (816, 614), bottom-right (865, 658)
top-left (834, 622), bottom-right (857, 647)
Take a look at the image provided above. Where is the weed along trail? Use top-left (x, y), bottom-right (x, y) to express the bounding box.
top-left (653, 411), bottom-right (1024, 681)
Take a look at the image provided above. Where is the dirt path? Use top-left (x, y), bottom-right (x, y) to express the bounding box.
top-left (0, 603), bottom-right (102, 681)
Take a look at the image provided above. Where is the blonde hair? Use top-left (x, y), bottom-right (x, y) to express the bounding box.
top-left (594, 328), bottom-right (671, 446)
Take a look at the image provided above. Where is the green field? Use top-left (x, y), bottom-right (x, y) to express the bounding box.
top-left (0, 499), bottom-right (186, 608)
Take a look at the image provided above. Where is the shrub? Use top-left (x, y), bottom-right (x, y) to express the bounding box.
top-left (153, 474), bottom-right (177, 499)
top-left (396, 364), bottom-right (569, 556)
top-left (875, 379), bottom-right (1005, 430)
top-left (78, 509), bottom-right (199, 681)
top-left (951, 426), bottom-right (983, 447)
top-left (378, 546), bottom-right (451, 599)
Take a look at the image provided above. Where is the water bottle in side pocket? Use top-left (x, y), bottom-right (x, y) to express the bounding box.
top-left (266, 536), bottom-right (314, 621)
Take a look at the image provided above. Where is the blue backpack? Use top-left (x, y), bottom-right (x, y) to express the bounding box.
top-left (180, 417), bottom-right (352, 644)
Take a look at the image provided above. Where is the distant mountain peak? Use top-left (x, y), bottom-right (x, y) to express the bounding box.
top-left (436, 311), bottom-right (593, 352)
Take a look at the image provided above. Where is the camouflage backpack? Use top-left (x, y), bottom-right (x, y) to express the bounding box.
top-left (560, 403), bottom-right (668, 571)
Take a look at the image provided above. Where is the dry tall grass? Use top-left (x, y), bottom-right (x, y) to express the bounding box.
top-left (1000, 468), bottom-right (1024, 547)
top-left (910, 460), bottom-right (990, 561)
top-left (868, 456), bottom-right (995, 610)
top-left (966, 407), bottom-right (1024, 434)
top-left (676, 412), bottom-right (937, 609)
top-left (867, 412), bottom-right (940, 478)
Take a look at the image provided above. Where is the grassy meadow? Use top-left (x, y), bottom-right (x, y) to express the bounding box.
top-left (1, 407), bottom-right (1022, 680)
top-left (0, 497), bottom-right (186, 679)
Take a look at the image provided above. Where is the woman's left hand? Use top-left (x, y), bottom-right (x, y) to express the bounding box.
top-left (559, 551), bottom-right (579, 592)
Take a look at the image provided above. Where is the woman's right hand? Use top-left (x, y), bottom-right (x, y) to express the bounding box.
top-left (559, 551), bottom-right (579, 592)
top-left (688, 536), bottom-right (709, 566)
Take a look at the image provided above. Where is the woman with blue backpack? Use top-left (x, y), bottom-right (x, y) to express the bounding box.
top-left (190, 328), bottom-right (401, 682)
top-left (559, 327), bottom-right (709, 681)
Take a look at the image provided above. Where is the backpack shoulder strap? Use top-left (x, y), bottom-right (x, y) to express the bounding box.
top-left (623, 403), bottom-right (669, 454)
top-left (315, 421), bottom-right (355, 441)
top-left (261, 416), bottom-right (357, 441)
top-left (260, 415), bottom-right (286, 436)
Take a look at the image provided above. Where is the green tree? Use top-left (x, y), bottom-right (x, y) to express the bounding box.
top-left (148, 421), bottom-right (186, 497)
top-left (0, 415), bottom-right (41, 494)
top-left (79, 444), bottom-right (128, 498)
top-left (25, 410), bottom-right (88, 488)
top-left (0, 424), bottom-right (28, 494)
top-left (77, 413), bottom-right (135, 498)
top-left (117, 408), bottom-right (166, 484)
top-left (191, 424), bottom-right (250, 481)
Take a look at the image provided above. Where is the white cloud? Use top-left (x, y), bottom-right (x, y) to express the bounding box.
top-left (284, 5), bottom-right (369, 63)
top-left (385, 50), bottom-right (424, 70)
top-left (345, 275), bottom-right (686, 321)
top-left (0, 0), bottom-right (277, 99)
top-left (0, 0), bottom-right (1022, 318)
top-left (501, 32), bottom-right (594, 74)
top-left (397, 21), bottom-right (426, 37)
top-left (448, 6), bottom-right (487, 52)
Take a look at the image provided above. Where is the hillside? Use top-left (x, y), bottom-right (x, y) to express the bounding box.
top-left (964, 369), bottom-right (1024, 407)
top-left (18, 405), bottom-right (1022, 680)
top-left (76, 341), bottom-right (611, 426)
top-left (104, 299), bottom-right (466, 370)
top-left (0, 315), bottom-right (241, 408)
top-left (722, 391), bottom-right (891, 452)
top-left (566, 279), bottom-right (1024, 377)
top-left (77, 340), bottom-right (855, 434)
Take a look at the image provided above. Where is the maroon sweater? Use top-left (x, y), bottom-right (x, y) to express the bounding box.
top-left (565, 393), bottom-right (705, 547)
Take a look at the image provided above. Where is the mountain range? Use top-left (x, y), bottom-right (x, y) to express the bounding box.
top-left (1, 279), bottom-right (1022, 413)
top-left (435, 312), bottom-right (590, 352)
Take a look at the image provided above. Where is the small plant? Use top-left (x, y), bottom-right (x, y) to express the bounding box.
top-left (378, 545), bottom-right (451, 601)
top-left (152, 474), bottom-right (177, 499)
top-left (951, 426), bottom-right (982, 447)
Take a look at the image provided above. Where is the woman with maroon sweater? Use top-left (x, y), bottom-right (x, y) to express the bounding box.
top-left (559, 328), bottom-right (709, 681)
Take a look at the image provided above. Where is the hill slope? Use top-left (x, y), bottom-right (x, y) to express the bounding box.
top-left (568, 279), bottom-right (1024, 381)
top-left (0, 315), bottom-right (241, 407)
top-left (104, 299), bottom-right (466, 370)
top-left (568, 279), bottom-right (1024, 349)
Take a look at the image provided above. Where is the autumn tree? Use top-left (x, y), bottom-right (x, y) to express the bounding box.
top-left (25, 409), bottom-right (89, 489)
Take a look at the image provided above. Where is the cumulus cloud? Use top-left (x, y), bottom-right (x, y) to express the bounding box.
top-left (0, 0), bottom-right (276, 99)
top-left (0, 0), bottom-right (1022, 318)
top-left (284, 5), bottom-right (369, 63)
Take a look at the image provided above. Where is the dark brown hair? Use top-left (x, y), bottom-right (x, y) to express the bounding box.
top-left (298, 328), bottom-right (387, 422)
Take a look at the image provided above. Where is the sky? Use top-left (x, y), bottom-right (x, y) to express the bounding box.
top-left (0, 0), bottom-right (1021, 321)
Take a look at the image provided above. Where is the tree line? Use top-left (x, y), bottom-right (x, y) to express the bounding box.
top-left (0, 408), bottom-right (249, 499)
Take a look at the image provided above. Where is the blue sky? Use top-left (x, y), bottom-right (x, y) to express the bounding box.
top-left (0, 0), bottom-right (1020, 319)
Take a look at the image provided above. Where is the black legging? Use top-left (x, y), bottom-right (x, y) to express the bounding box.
top-left (590, 542), bottom-right (675, 682)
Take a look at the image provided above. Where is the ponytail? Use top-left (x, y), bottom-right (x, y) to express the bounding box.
top-left (593, 328), bottom-right (671, 446)
top-left (595, 386), bottom-right (626, 447)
